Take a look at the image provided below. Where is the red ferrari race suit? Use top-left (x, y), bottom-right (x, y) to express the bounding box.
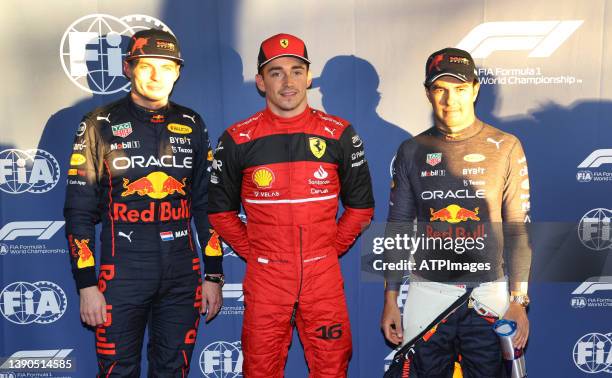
top-left (64, 96), bottom-right (220, 377)
top-left (208, 106), bottom-right (374, 377)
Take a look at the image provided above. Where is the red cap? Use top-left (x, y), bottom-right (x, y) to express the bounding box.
top-left (257, 33), bottom-right (311, 70)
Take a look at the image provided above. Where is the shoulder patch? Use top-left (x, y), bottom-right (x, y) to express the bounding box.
top-left (86, 98), bottom-right (125, 124)
top-left (311, 109), bottom-right (350, 140)
top-left (227, 112), bottom-right (264, 144)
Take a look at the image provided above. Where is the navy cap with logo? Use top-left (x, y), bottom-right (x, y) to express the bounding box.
top-left (125, 28), bottom-right (183, 64)
top-left (257, 33), bottom-right (311, 71)
top-left (424, 47), bottom-right (477, 87)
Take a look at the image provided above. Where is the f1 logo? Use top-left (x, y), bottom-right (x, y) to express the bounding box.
top-left (573, 277), bottom-right (612, 295)
top-left (578, 149), bottom-right (612, 168)
top-left (0, 221), bottom-right (65, 241)
top-left (457, 20), bottom-right (583, 58)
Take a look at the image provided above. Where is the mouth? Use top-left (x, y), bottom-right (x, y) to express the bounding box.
top-left (280, 89), bottom-right (298, 98)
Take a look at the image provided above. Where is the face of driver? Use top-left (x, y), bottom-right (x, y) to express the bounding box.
top-left (256, 56), bottom-right (313, 118)
top-left (124, 57), bottom-right (181, 109)
top-left (426, 76), bottom-right (480, 131)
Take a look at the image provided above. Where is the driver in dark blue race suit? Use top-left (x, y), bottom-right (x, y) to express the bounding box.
top-left (64, 29), bottom-right (223, 377)
top-left (381, 48), bottom-right (532, 377)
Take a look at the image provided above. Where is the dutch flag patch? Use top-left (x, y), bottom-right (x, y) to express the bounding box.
top-left (160, 231), bottom-right (174, 241)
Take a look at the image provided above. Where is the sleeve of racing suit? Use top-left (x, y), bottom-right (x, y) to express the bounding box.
top-left (335, 125), bottom-right (375, 256)
top-left (63, 118), bottom-right (102, 289)
top-left (192, 116), bottom-right (222, 274)
top-left (207, 131), bottom-right (249, 258)
top-left (502, 139), bottom-right (532, 291)
top-left (384, 141), bottom-right (417, 291)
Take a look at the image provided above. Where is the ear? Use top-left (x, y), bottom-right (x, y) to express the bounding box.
top-left (307, 70), bottom-right (313, 87)
top-left (424, 86), bottom-right (434, 105)
top-left (472, 81), bottom-right (481, 102)
top-left (123, 61), bottom-right (132, 79)
top-left (255, 73), bottom-right (266, 93)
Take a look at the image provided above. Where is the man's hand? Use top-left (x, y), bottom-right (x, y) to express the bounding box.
top-left (381, 290), bottom-right (403, 345)
top-left (201, 279), bottom-right (223, 322)
top-left (502, 303), bottom-right (529, 349)
top-left (79, 286), bottom-right (106, 327)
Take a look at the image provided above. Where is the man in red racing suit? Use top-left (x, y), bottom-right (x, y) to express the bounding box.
top-left (208, 33), bottom-right (374, 377)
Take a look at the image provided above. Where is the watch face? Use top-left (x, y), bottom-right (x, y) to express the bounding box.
top-left (512, 295), bottom-right (529, 306)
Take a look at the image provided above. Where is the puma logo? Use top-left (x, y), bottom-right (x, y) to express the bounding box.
top-left (96, 113), bottom-right (111, 123)
top-left (118, 231), bottom-right (133, 243)
top-left (239, 130), bottom-right (252, 140)
top-left (182, 114), bottom-right (196, 123)
top-left (324, 126), bottom-right (336, 136)
top-left (487, 138), bottom-right (503, 149)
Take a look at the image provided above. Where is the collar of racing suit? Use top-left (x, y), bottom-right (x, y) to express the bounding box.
top-left (263, 105), bottom-right (314, 130)
top-left (433, 118), bottom-right (484, 142)
top-left (126, 95), bottom-right (172, 123)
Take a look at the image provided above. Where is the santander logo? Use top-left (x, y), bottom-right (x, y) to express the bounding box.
top-left (314, 166), bottom-right (328, 180)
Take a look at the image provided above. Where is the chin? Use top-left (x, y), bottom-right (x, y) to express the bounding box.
top-left (145, 93), bottom-right (168, 101)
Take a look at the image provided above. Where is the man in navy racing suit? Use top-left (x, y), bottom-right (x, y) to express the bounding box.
top-left (64, 28), bottom-right (223, 377)
top-left (381, 48), bottom-right (532, 377)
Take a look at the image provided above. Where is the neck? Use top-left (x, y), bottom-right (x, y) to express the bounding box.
top-left (130, 92), bottom-right (168, 110)
top-left (434, 115), bottom-right (476, 136)
top-left (266, 100), bottom-right (308, 118)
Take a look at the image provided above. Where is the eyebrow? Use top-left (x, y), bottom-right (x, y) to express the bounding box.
top-left (266, 65), bottom-right (306, 73)
top-left (431, 83), bottom-right (470, 90)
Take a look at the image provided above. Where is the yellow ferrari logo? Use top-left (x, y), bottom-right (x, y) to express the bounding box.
top-left (309, 137), bottom-right (326, 159)
top-left (280, 39), bottom-right (289, 48)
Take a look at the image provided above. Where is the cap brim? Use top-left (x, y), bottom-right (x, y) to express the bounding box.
top-left (258, 54), bottom-right (311, 68)
top-left (125, 55), bottom-right (184, 64)
top-left (425, 72), bottom-right (475, 86)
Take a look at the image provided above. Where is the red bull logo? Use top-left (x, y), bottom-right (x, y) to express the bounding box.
top-left (113, 199), bottom-right (190, 223)
top-left (74, 238), bottom-right (94, 268)
top-left (131, 37), bottom-right (149, 55)
top-left (430, 204), bottom-right (480, 224)
top-left (205, 230), bottom-right (223, 257)
top-left (428, 54), bottom-right (444, 73)
top-left (122, 172), bottom-right (186, 199)
top-left (151, 114), bottom-right (165, 123)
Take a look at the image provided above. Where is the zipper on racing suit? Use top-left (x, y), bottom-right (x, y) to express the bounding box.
top-left (291, 226), bottom-right (304, 326)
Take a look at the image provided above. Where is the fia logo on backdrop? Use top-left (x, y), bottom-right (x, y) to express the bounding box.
top-left (199, 341), bottom-right (243, 378)
top-left (0, 281), bottom-right (67, 325)
top-left (0, 149), bottom-right (60, 194)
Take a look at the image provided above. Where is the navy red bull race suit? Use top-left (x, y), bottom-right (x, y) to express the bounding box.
top-left (384, 120), bottom-right (532, 377)
top-left (64, 96), bottom-right (220, 377)
top-left (208, 107), bottom-right (374, 377)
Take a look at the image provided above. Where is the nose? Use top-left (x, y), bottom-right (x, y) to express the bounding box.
top-left (150, 67), bottom-right (158, 81)
top-left (282, 74), bottom-right (291, 87)
top-left (445, 90), bottom-right (457, 106)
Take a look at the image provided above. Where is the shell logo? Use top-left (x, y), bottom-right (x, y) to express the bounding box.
top-left (167, 123), bottom-right (192, 134)
top-left (252, 167), bottom-right (275, 189)
top-left (463, 153), bottom-right (485, 163)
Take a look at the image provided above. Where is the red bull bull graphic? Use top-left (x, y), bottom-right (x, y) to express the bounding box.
top-left (430, 204), bottom-right (480, 223)
top-left (130, 37), bottom-right (149, 55)
top-left (122, 172), bottom-right (186, 199)
top-left (74, 238), bottom-right (94, 268)
top-left (205, 230), bottom-right (223, 257)
top-left (150, 114), bottom-right (165, 123)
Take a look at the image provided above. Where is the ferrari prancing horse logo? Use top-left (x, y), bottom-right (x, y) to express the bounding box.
top-left (280, 39), bottom-right (289, 48)
top-left (309, 137), bottom-right (326, 159)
